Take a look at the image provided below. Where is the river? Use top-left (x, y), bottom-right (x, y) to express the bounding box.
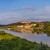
top-left (1, 29), bottom-right (49, 47)
top-left (0, 29), bottom-right (50, 46)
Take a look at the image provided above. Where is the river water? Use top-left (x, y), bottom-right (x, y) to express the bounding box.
top-left (1, 30), bottom-right (49, 47)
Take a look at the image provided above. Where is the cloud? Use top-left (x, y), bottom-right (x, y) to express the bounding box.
top-left (0, 6), bottom-right (50, 24)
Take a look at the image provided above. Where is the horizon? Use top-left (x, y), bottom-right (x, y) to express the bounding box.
top-left (0, 0), bottom-right (50, 24)
top-left (0, 21), bottom-right (50, 25)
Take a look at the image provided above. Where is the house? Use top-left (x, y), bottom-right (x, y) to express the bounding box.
top-left (36, 22), bottom-right (44, 28)
top-left (23, 22), bottom-right (31, 29)
top-left (31, 24), bottom-right (37, 27)
top-left (17, 25), bottom-right (23, 28)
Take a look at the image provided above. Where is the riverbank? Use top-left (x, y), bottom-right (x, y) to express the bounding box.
top-left (0, 31), bottom-right (50, 50)
top-left (3, 22), bottom-right (50, 35)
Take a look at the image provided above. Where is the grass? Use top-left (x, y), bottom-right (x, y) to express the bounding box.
top-left (0, 31), bottom-right (50, 50)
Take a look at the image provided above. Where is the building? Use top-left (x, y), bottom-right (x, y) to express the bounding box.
top-left (36, 22), bottom-right (44, 28)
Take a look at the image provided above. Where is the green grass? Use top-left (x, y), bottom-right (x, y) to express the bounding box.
top-left (0, 31), bottom-right (50, 50)
top-left (0, 31), bottom-right (16, 40)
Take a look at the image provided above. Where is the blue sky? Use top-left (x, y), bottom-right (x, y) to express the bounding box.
top-left (0, 0), bottom-right (50, 12)
top-left (0, 0), bottom-right (50, 24)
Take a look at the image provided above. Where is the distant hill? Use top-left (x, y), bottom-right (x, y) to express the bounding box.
top-left (0, 25), bottom-right (6, 27)
top-left (4, 21), bottom-right (50, 26)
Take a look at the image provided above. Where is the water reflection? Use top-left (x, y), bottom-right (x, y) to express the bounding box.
top-left (4, 30), bottom-right (50, 46)
top-left (0, 29), bottom-right (50, 46)
top-left (32, 31), bottom-right (50, 36)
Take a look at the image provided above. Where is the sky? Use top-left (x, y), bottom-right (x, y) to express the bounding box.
top-left (0, 0), bottom-right (50, 24)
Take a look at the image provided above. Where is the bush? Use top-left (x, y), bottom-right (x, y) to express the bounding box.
top-left (0, 31), bottom-right (6, 35)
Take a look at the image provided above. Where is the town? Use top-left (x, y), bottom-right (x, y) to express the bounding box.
top-left (5, 21), bottom-right (45, 33)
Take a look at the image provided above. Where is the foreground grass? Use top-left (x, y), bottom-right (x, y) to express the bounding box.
top-left (0, 31), bottom-right (50, 50)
